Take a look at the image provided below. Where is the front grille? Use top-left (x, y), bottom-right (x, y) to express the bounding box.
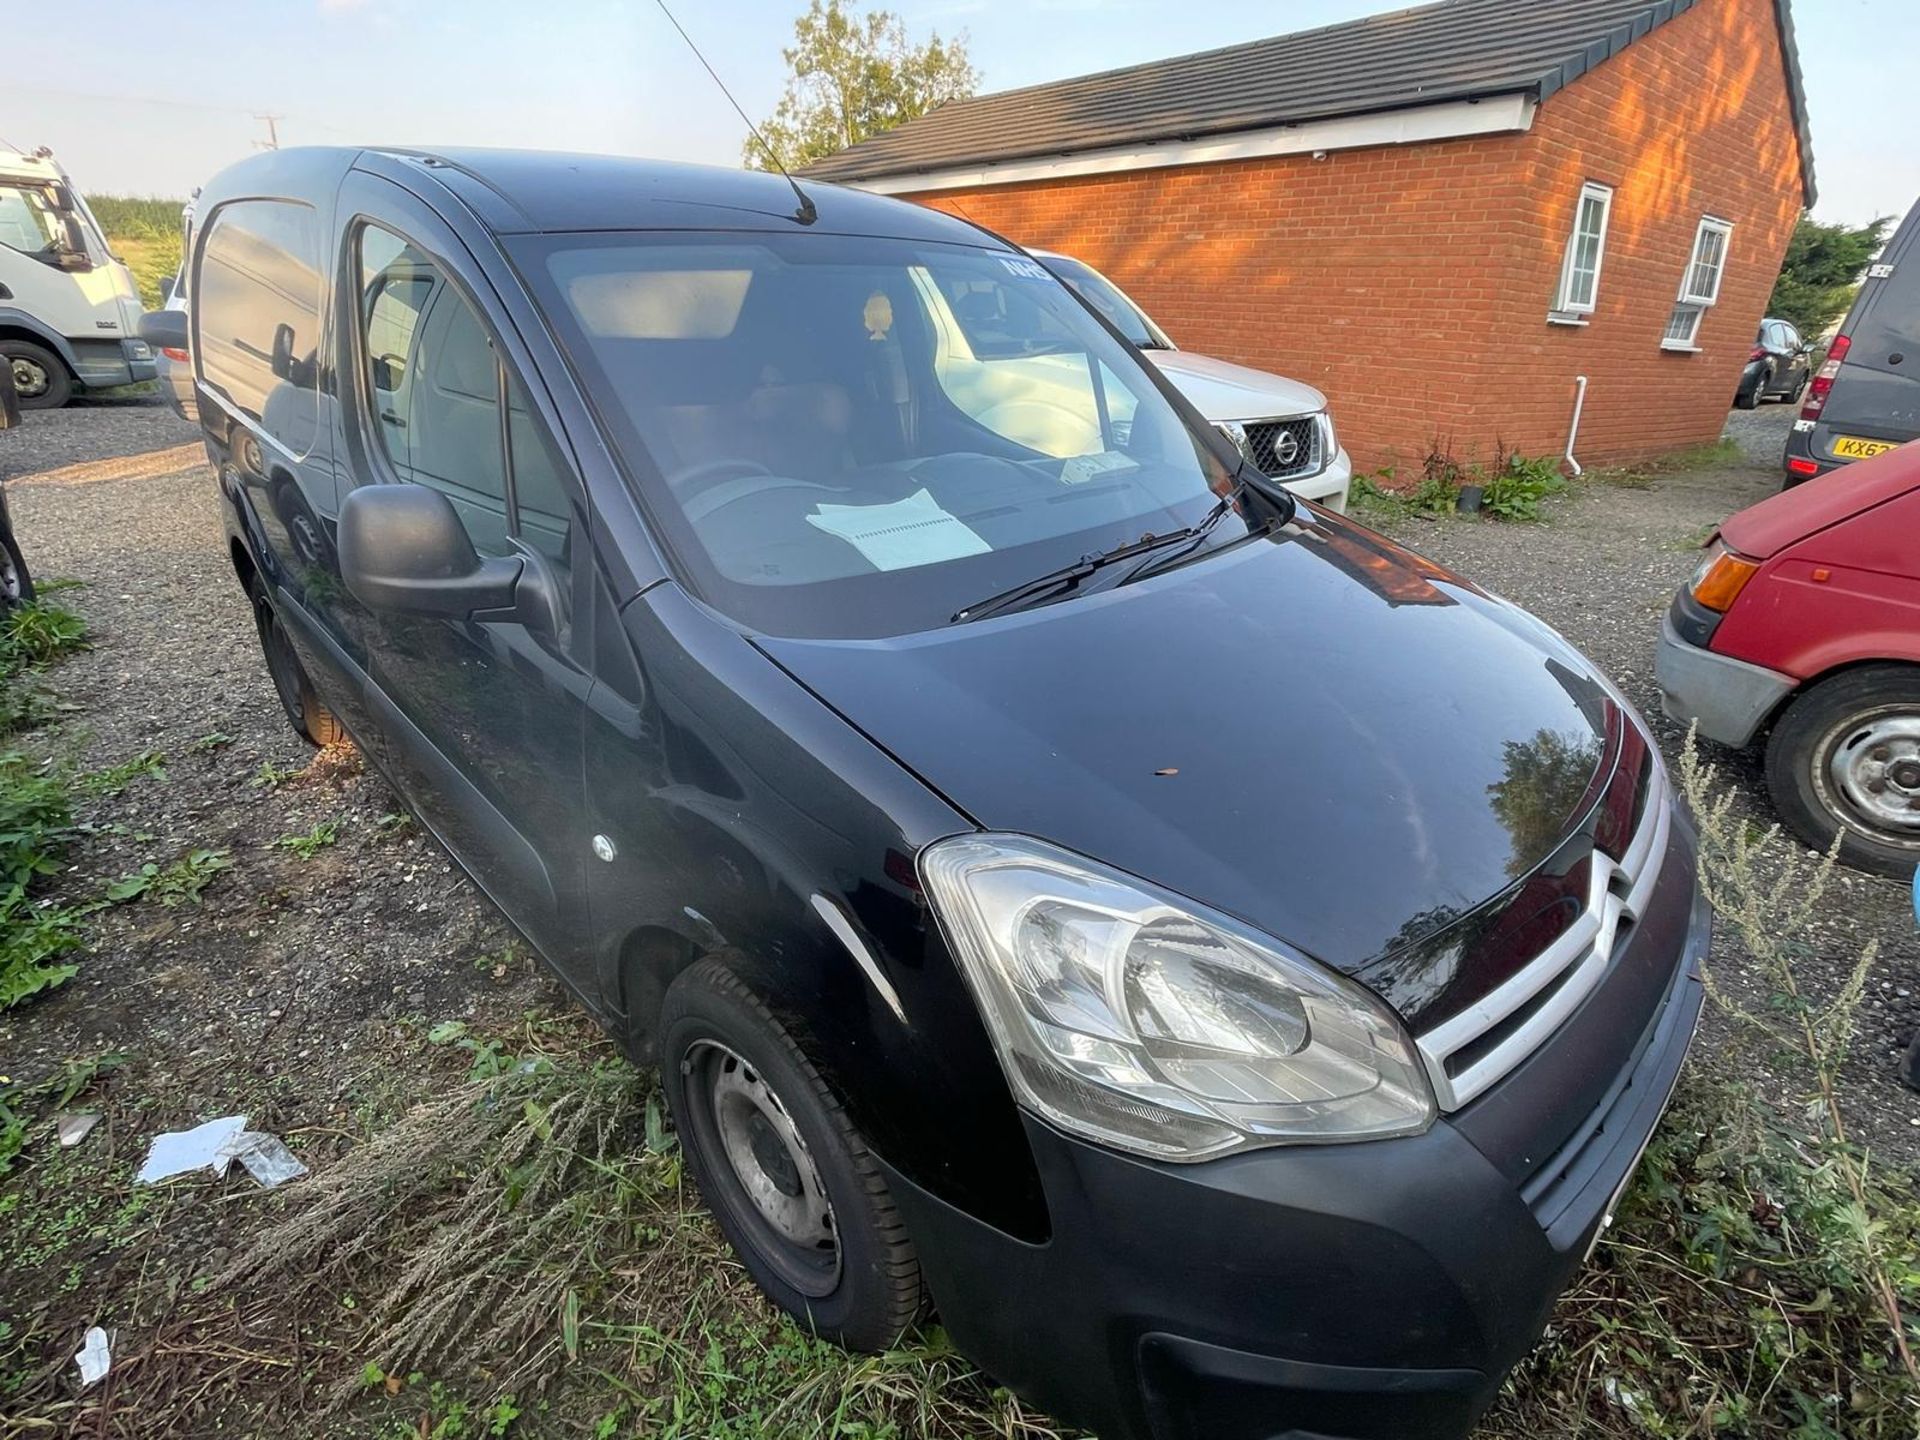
top-left (1415, 762), bottom-right (1672, 1111)
top-left (1243, 417), bottom-right (1321, 480)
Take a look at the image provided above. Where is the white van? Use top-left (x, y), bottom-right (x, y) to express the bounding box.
top-left (0, 148), bottom-right (155, 408)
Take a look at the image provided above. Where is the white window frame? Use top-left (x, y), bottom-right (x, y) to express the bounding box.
top-left (1662, 215), bottom-right (1734, 352)
top-left (1550, 181), bottom-right (1614, 321)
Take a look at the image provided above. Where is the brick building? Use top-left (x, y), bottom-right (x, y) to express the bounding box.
top-left (802, 0), bottom-right (1817, 474)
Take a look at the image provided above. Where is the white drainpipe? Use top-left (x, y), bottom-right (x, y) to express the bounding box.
top-left (1564, 375), bottom-right (1589, 477)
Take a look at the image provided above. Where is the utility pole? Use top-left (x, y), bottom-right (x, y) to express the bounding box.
top-left (252, 114), bottom-right (282, 151)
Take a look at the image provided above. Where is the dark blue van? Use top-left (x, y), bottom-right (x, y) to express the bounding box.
top-left (145, 147), bottom-right (1706, 1440)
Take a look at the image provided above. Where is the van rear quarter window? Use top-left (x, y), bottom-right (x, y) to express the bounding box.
top-left (194, 199), bottom-right (322, 457)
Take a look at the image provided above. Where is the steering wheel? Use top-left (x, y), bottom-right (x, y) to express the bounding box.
top-left (669, 458), bottom-right (775, 501)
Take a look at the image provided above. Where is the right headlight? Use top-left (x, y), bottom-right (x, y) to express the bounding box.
top-left (920, 834), bottom-right (1434, 1162)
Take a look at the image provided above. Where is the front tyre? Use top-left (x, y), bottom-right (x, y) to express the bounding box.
top-left (246, 574), bottom-right (347, 747)
top-left (3, 341), bottom-right (72, 410)
top-left (1765, 665), bottom-right (1920, 877)
top-left (660, 957), bottom-right (924, 1351)
top-left (0, 522), bottom-right (32, 611)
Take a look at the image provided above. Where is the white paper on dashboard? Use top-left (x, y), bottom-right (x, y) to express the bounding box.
top-left (806, 489), bottom-right (990, 572)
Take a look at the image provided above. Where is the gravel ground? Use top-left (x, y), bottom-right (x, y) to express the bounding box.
top-left (0, 391), bottom-right (202, 480)
top-left (2, 393), bottom-right (560, 1123)
top-left (1374, 400), bottom-right (1920, 1162)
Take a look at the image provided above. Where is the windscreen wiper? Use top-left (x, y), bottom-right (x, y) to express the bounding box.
top-left (950, 485), bottom-right (1242, 625)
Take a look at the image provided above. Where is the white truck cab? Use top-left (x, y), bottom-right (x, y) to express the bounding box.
top-left (0, 148), bottom-right (155, 408)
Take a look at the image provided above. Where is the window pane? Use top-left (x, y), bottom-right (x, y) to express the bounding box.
top-left (507, 374), bottom-right (574, 577)
top-left (0, 184), bottom-right (62, 253)
top-left (525, 232), bottom-right (1232, 639)
top-left (1664, 303), bottom-right (1702, 346)
top-left (197, 200), bottom-right (322, 456)
top-left (357, 225), bottom-right (511, 556)
top-left (1556, 187), bottom-right (1609, 312)
top-left (1685, 225), bottom-right (1727, 303)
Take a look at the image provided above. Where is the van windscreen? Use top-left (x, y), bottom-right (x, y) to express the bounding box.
top-left (522, 231), bottom-right (1239, 638)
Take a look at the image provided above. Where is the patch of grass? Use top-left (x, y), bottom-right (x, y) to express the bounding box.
top-left (1480, 450), bottom-right (1569, 522)
top-left (0, 1053), bottom-right (125, 1180)
top-left (249, 758), bottom-right (300, 792)
top-left (0, 751), bottom-right (83, 1008)
top-left (1596, 436), bottom-right (1746, 490)
top-left (104, 848), bottom-right (233, 907)
top-left (57, 1021), bottom-right (1058, 1440)
top-left (192, 731), bottom-right (234, 753)
top-left (1, 600), bottom-right (89, 668)
top-left (275, 819), bottom-right (340, 859)
top-left (1494, 741), bottom-right (1920, 1435)
top-left (0, 599), bottom-right (95, 1008)
top-left (1349, 442), bottom-right (1569, 523)
top-left (0, 597), bottom-right (89, 738)
top-left (76, 748), bottom-right (166, 798)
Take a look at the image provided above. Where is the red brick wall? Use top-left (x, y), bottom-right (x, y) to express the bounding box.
top-left (903, 0), bottom-right (1806, 475)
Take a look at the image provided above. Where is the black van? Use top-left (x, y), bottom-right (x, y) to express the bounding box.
top-left (144, 147), bottom-right (1706, 1440)
top-left (1784, 198), bottom-right (1920, 485)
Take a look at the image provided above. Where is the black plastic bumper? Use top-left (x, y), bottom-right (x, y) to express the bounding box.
top-left (883, 821), bottom-right (1708, 1440)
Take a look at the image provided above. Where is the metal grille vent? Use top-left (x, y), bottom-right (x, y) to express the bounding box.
top-left (1415, 766), bottom-right (1672, 1111)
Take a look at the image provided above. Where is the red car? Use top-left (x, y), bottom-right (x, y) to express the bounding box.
top-left (1656, 440), bottom-right (1920, 877)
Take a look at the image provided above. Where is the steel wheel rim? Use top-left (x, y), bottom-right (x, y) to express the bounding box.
top-left (10, 357), bottom-right (49, 399)
top-left (688, 1040), bottom-right (840, 1295)
top-left (0, 551), bottom-right (20, 602)
top-left (1818, 709), bottom-right (1920, 841)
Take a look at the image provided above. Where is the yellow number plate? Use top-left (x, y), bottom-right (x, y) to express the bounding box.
top-left (1832, 435), bottom-right (1899, 460)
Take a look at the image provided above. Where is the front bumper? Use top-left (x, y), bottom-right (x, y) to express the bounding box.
top-left (1282, 445), bottom-right (1351, 513)
top-left (1655, 610), bottom-right (1793, 747)
top-left (67, 337), bottom-right (156, 390)
top-left (885, 820), bottom-right (1707, 1440)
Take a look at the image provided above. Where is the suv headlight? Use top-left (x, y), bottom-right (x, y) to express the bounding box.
top-left (920, 834), bottom-right (1434, 1161)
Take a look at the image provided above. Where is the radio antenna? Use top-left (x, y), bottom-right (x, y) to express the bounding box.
top-left (654, 0), bottom-right (818, 226)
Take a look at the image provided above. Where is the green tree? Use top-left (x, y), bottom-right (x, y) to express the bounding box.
top-left (1767, 214), bottom-right (1894, 338)
top-left (748, 0), bottom-right (977, 172)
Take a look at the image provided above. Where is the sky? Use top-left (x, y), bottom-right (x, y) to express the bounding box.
top-left (1, 0), bottom-right (1912, 229)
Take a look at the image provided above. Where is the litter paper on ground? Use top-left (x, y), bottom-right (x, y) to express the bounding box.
top-left (73, 1327), bottom-right (111, 1388)
top-left (136, 1114), bottom-right (247, 1182)
top-left (213, 1128), bottom-right (308, 1188)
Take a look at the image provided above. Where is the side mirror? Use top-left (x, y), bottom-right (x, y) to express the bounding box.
top-left (49, 183), bottom-right (76, 214)
top-left (139, 308), bottom-right (189, 352)
top-left (338, 484), bottom-right (525, 621)
top-left (270, 322), bottom-right (296, 381)
top-left (54, 215), bottom-right (92, 272)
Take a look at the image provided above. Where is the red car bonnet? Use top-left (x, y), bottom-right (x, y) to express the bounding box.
top-left (1720, 440), bottom-right (1920, 560)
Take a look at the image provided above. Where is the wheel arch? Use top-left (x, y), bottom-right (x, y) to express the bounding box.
top-left (614, 924), bottom-right (702, 1062)
top-left (1760, 655), bottom-right (1920, 740)
top-left (0, 315), bottom-right (83, 379)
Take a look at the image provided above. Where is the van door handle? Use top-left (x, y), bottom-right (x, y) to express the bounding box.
top-left (380, 411), bottom-right (407, 427)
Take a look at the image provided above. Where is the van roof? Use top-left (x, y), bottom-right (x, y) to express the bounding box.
top-left (379, 148), bottom-right (1000, 244)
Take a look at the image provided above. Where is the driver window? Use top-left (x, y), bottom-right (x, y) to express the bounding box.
top-left (0, 184), bottom-right (61, 253)
top-left (357, 224), bottom-right (511, 557)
